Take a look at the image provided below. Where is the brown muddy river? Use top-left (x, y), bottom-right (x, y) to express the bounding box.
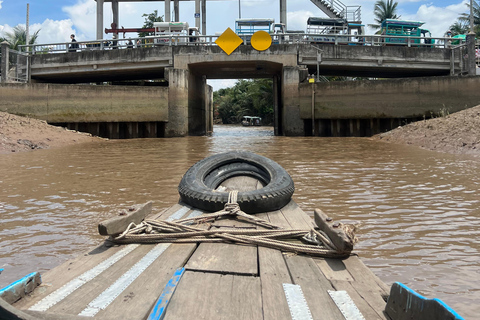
top-left (1, 125), bottom-right (479, 318)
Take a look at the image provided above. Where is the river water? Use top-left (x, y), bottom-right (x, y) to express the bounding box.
top-left (1, 125), bottom-right (479, 318)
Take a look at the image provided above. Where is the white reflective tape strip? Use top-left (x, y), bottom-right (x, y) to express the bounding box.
top-left (166, 207), bottom-right (190, 221)
top-left (328, 290), bottom-right (365, 320)
top-left (79, 243), bottom-right (171, 317)
top-left (187, 210), bottom-right (203, 219)
top-left (283, 283), bottom-right (314, 320)
top-left (28, 244), bottom-right (139, 312)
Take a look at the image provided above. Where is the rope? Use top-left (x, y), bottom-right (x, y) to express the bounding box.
top-left (111, 191), bottom-right (353, 258)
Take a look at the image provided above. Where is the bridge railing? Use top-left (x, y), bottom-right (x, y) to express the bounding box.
top-left (18, 33), bottom-right (464, 54)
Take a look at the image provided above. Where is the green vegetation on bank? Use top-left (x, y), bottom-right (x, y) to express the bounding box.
top-left (213, 79), bottom-right (274, 125)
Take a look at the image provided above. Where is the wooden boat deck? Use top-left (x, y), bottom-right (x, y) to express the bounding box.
top-left (11, 199), bottom-right (391, 320)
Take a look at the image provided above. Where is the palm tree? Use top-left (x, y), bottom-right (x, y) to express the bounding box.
top-left (458, 0), bottom-right (480, 36)
top-left (448, 20), bottom-right (470, 36)
top-left (368, 0), bottom-right (401, 32)
top-left (4, 25), bottom-right (40, 50)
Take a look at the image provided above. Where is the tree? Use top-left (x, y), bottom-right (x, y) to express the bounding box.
top-left (138, 10), bottom-right (164, 38)
top-left (448, 20), bottom-right (470, 36)
top-left (213, 79), bottom-right (274, 125)
top-left (458, 0), bottom-right (480, 36)
top-left (4, 25), bottom-right (40, 50)
top-left (368, 0), bottom-right (400, 32)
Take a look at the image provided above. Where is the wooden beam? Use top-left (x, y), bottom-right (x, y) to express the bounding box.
top-left (314, 208), bottom-right (355, 254)
top-left (0, 272), bottom-right (41, 305)
top-left (98, 202), bottom-right (152, 236)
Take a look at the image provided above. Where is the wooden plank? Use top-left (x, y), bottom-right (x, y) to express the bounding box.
top-left (343, 255), bottom-right (390, 300)
top-left (0, 272), bottom-right (41, 304)
top-left (147, 268), bottom-right (185, 320)
top-left (266, 210), bottom-right (291, 229)
top-left (280, 200), bottom-right (316, 230)
top-left (285, 254), bottom-right (345, 319)
top-left (46, 244), bottom-right (159, 315)
top-left (315, 257), bottom-right (354, 281)
top-left (96, 244), bottom-right (196, 320)
top-left (219, 176), bottom-right (264, 192)
top-left (341, 255), bottom-right (389, 314)
top-left (98, 202), bottom-right (152, 236)
top-left (185, 243), bottom-right (258, 275)
top-left (163, 271), bottom-right (263, 320)
top-left (14, 243), bottom-right (134, 310)
top-left (314, 208), bottom-right (355, 254)
top-left (1, 298), bottom-right (86, 320)
top-left (330, 280), bottom-right (387, 320)
top-left (258, 247), bottom-right (292, 320)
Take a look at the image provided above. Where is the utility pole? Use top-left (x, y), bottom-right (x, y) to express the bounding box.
top-left (26, 3), bottom-right (30, 49)
top-left (470, 0), bottom-right (474, 33)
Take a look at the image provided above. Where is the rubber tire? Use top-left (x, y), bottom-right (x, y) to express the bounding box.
top-left (178, 151), bottom-right (295, 214)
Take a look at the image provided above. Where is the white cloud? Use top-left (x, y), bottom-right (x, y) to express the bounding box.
top-left (62, 0), bottom-right (96, 39)
top-left (287, 10), bottom-right (315, 32)
top-left (34, 19), bottom-right (77, 44)
top-left (0, 1), bottom-right (3, 10)
top-left (403, 1), bottom-right (467, 37)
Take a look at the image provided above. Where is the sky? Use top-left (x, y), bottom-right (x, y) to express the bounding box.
top-left (0, 0), bottom-right (472, 89)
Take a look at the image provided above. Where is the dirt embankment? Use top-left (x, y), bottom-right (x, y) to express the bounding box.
top-left (0, 112), bottom-right (104, 154)
top-left (374, 105), bottom-right (480, 157)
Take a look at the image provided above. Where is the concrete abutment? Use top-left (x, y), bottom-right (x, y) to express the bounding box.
top-left (1, 75), bottom-right (479, 138)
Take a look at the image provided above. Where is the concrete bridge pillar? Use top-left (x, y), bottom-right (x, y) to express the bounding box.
top-left (166, 68), bottom-right (189, 137)
top-left (165, 0), bottom-right (171, 22)
top-left (280, 0), bottom-right (287, 29)
top-left (174, 0), bottom-right (180, 21)
top-left (195, 0), bottom-right (200, 31)
top-left (112, 0), bottom-right (119, 40)
top-left (282, 66), bottom-right (306, 136)
top-left (1, 41), bottom-right (9, 83)
top-left (467, 33), bottom-right (476, 76)
top-left (201, 0), bottom-right (206, 35)
top-left (96, 0), bottom-right (104, 40)
top-left (188, 73), bottom-right (207, 135)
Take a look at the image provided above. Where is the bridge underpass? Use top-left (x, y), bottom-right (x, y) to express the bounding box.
top-left (2, 43), bottom-right (479, 138)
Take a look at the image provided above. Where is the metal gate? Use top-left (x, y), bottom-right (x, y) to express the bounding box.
top-left (6, 49), bottom-right (30, 83)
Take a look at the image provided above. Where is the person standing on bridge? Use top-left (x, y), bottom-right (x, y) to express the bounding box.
top-left (69, 34), bottom-right (79, 52)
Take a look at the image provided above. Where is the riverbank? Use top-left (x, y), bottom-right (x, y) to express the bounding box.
top-left (2, 106), bottom-right (480, 157)
top-left (374, 105), bottom-right (480, 157)
top-left (0, 112), bottom-right (104, 154)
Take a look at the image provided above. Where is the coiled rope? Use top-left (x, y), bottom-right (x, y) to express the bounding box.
top-left (112, 191), bottom-right (353, 258)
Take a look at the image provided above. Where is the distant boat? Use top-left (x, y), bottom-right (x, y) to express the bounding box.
top-left (241, 116), bottom-right (262, 126)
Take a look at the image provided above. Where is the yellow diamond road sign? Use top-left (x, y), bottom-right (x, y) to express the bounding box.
top-left (215, 27), bottom-right (243, 55)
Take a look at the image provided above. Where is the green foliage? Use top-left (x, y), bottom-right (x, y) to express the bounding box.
top-left (458, 0), bottom-right (480, 36)
top-left (3, 25), bottom-right (40, 50)
top-left (213, 79), bottom-right (274, 125)
top-left (368, 0), bottom-right (400, 32)
top-left (138, 10), bottom-right (164, 38)
top-left (448, 20), bottom-right (470, 36)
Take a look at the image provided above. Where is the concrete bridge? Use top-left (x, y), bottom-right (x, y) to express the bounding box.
top-left (1, 40), bottom-right (479, 138)
top-left (28, 44), bottom-right (456, 83)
